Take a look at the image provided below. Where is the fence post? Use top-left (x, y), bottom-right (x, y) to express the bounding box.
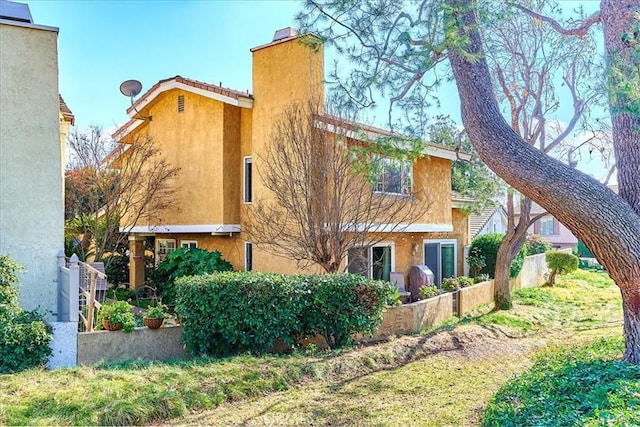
top-left (56, 250), bottom-right (66, 321)
top-left (69, 254), bottom-right (80, 323)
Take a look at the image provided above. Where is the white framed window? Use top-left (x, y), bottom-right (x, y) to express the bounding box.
top-left (423, 239), bottom-right (457, 286)
top-left (244, 242), bottom-right (253, 271)
top-left (372, 155), bottom-right (412, 195)
top-left (180, 240), bottom-right (197, 249)
top-left (156, 238), bottom-right (176, 264)
top-left (243, 156), bottom-right (252, 203)
top-left (347, 242), bottom-right (395, 281)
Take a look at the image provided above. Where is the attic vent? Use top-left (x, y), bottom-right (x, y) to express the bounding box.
top-left (177, 95), bottom-right (184, 113)
top-left (272, 27), bottom-right (297, 42)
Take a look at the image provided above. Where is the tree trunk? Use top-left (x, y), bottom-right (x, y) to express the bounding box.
top-left (447, 0), bottom-right (640, 362)
top-left (494, 243), bottom-right (512, 309)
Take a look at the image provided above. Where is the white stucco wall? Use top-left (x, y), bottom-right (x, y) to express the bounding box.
top-left (0, 20), bottom-right (62, 319)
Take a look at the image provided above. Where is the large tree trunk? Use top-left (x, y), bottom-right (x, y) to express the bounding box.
top-left (447, 0), bottom-right (640, 362)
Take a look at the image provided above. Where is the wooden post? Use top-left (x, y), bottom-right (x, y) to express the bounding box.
top-left (129, 235), bottom-right (146, 289)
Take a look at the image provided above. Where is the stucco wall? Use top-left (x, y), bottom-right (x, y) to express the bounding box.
top-left (457, 280), bottom-right (494, 316)
top-left (77, 325), bottom-right (189, 365)
top-left (0, 21), bottom-right (61, 317)
top-left (374, 293), bottom-right (454, 338)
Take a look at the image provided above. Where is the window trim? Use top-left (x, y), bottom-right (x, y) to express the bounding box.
top-left (244, 241), bottom-right (253, 271)
top-left (346, 241), bottom-right (395, 280)
top-left (372, 155), bottom-right (413, 196)
top-left (180, 240), bottom-right (198, 249)
top-left (156, 238), bottom-right (177, 265)
top-left (243, 156), bottom-right (252, 204)
top-left (423, 238), bottom-right (458, 285)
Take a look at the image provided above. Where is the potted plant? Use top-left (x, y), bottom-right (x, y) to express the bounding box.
top-left (143, 304), bottom-right (167, 329)
top-left (99, 301), bottom-right (135, 332)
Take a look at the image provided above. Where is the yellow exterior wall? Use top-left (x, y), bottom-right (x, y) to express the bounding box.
top-left (119, 32), bottom-right (467, 284)
top-left (0, 21), bottom-right (61, 317)
top-left (124, 89), bottom-right (245, 227)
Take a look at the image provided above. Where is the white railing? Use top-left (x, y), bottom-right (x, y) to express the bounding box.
top-left (57, 251), bottom-right (107, 332)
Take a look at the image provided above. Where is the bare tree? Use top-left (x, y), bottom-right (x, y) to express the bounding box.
top-left (481, 0), bottom-right (604, 308)
top-left (299, 0), bottom-right (640, 362)
top-left (65, 126), bottom-right (180, 266)
top-left (245, 102), bottom-right (427, 273)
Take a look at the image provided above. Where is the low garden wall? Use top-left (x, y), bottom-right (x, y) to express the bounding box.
top-left (457, 280), bottom-right (494, 316)
top-left (77, 325), bottom-right (188, 365)
top-left (374, 292), bottom-right (453, 338)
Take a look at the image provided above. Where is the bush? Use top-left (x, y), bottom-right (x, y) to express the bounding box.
top-left (154, 248), bottom-right (233, 306)
top-left (468, 233), bottom-right (527, 279)
top-left (0, 254), bottom-right (52, 373)
top-left (525, 234), bottom-right (552, 255)
top-left (175, 272), bottom-right (393, 356)
top-left (546, 251), bottom-right (579, 285)
top-left (442, 276), bottom-right (474, 292)
top-left (418, 285), bottom-right (440, 299)
top-left (473, 273), bottom-right (491, 284)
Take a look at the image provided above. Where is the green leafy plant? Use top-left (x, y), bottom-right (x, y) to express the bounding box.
top-left (154, 248), bottom-right (233, 306)
top-left (473, 273), bottom-right (491, 284)
top-left (175, 272), bottom-right (393, 356)
top-left (99, 300), bottom-right (135, 333)
top-left (525, 234), bottom-right (552, 255)
top-left (144, 304), bottom-right (168, 320)
top-left (418, 285), bottom-right (440, 299)
top-left (546, 251), bottom-right (579, 286)
top-left (468, 233), bottom-right (527, 279)
top-left (442, 276), bottom-right (474, 292)
top-left (0, 254), bottom-right (52, 373)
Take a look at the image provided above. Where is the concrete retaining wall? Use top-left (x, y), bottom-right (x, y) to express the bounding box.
top-left (375, 292), bottom-right (453, 338)
top-left (457, 280), bottom-right (494, 316)
top-left (78, 325), bottom-right (188, 365)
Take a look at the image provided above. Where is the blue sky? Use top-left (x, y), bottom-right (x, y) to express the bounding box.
top-left (29, 0), bottom-right (302, 130)
top-left (28, 0), bottom-right (609, 180)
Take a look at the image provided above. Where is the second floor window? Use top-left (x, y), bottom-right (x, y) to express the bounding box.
top-left (372, 155), bottom-right (412, 195)
top-left (244, 156), bottom-right (252, 203)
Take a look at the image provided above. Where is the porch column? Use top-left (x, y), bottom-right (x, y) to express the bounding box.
top-left (129, 235), bottom-right (145, 289)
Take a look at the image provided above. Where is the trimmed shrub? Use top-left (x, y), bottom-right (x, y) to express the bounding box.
top-left (0, 254), bottom-right (52, 373)
top-left (468, 233), bottom-right (527, 279)
top-left (154, 248), bottom-right (233, 306)
top-left (175, 272), bottom-right (393, 355)
top-left (525, 234), bottom-right (553, 255)
top-left (546, 251), bottom-right (579, 285)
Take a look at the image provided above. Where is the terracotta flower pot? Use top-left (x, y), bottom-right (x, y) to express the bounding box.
top-left (143, 317), bottom-right (164, 329)
top-left (102, 318), bottom-right (123, 331)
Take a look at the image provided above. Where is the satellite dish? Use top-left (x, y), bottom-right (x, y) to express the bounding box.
top-left (119, 79), bottom-right (143, 98)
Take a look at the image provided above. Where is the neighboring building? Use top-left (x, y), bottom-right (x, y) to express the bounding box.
top-left (469, 204), bottom-right (508, 240)
top-left (0, 0), bottom-right (67, 316)
top-left (516, 200), bottom-right (578, 250)
top-left (113, 28), bottom-right (471, 287)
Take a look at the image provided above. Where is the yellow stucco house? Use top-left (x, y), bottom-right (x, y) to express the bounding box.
top-left (112, 28), bottom-right (471, 288)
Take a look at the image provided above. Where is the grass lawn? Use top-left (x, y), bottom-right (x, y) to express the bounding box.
top-left (0, 270), bottom-right (633, 426)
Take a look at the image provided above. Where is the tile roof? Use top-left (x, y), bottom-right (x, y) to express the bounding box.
top-left (126, 75), bottom-right (253, 115)
top-left (317, 114), bottom-right (471, 160)
top-left (59, 94), bottom-right (74, 125)
top-left (470, 204), bottom-right (505, 238)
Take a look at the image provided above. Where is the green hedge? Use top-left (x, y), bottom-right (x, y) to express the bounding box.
top-left (154, 248), bottom-right (233, 306)
top-left (175, 272), bottom-right (393, 356)
top-left (0, 254), bottom-right (52, 373)
top-left (468, 233), bottom-right (527, 279)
